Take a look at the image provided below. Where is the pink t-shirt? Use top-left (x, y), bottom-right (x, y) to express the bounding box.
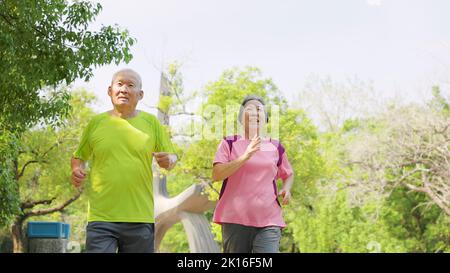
top-left (212, 136), bottom-right (293, 228)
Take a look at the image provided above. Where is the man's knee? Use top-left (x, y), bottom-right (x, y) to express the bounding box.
top-left (118, 223), bottom-right (154, 253)
top-left (85, 222), bottom-right (119, 253)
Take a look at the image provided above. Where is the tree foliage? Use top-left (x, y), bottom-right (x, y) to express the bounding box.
top-left (0, 0), bottom-right (135, 226)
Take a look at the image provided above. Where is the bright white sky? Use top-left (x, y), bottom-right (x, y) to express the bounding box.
top-left (73, 0), bottom-right (450, 115)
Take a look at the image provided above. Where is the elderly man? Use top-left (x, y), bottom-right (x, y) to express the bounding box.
top-left (71, 68), bottom-right (177, 253)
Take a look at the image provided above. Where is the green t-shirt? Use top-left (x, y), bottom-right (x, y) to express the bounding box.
top-left (73, 111), bottom-right (175, 223)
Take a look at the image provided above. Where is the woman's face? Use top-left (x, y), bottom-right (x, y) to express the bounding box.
top-left (242, 100), bottom-right (266, 132)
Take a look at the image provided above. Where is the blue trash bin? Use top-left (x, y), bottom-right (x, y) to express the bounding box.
top-left (27, 222), bottom-right (70, 239)
top-left (27, 222), bottom-right (70, 253)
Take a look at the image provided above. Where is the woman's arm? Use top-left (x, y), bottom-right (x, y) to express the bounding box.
top-left (212, 136), bottom-right (261, 181)
top-left (279, 173), bottom-right (294, 205)
top-left (212, 155), bottom-right (248, 181)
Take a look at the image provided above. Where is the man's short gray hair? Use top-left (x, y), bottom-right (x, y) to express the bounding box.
top-left (111, 68), bottom-right (142, 89)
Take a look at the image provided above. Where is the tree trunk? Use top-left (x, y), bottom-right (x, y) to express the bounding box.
top-left (9, 191), bottom-right (82, 253)
top-left (11, 217), bottom-right (25, 253)
top-left (291, 242), bottom-right (297, 253)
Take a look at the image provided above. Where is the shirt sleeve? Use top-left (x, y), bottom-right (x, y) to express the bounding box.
top-left (276, 152), bottom-right (294, 181)
top-left (73, 118), bottom-right (95, 161)
top-left (155, 120), bottom-right (176, 154)
top-left (213, 139), bottom-right (231, 165)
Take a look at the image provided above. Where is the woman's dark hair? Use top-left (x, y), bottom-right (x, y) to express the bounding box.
top-left (238, 95), bottom-right (269, 124)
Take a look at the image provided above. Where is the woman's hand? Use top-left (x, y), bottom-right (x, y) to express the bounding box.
top-left (278, 189), bottom-right (292, 205)
top-left (242, 135), bottom-right (261, 161)
top-left (212, 136), bottom-right (261, 181)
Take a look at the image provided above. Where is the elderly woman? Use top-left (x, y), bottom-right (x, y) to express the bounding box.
top-left (212, 95), bottom-right (295, 253)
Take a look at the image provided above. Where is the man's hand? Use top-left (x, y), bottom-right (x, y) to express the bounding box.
top-left (71, 167), bottom-right (87, 188)
top-left (153, 152), bottom-right (177, 170)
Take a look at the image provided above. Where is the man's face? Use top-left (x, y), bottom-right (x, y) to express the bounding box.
top-left (108, 71), bottom-right (143, 109)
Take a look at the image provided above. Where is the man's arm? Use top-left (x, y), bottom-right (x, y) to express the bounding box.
top-left (71, 157), bottom-right (87, 188)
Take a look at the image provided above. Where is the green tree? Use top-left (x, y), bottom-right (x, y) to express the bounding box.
top-left (299, 113), bottom-right (449, 252)
top-left (290, 81), bottom-right (450, 253)
top-left (0, 0), bottom-right (135, 226)
top-left (429, 85), bottom-right (450, 116)
top-left (6, 89), bottom-right (95, 252)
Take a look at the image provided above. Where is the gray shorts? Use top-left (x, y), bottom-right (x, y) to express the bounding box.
top-left (222, 223), bottom-right (282, 253)
top-left (86, 222), bottom-right (154, 253)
